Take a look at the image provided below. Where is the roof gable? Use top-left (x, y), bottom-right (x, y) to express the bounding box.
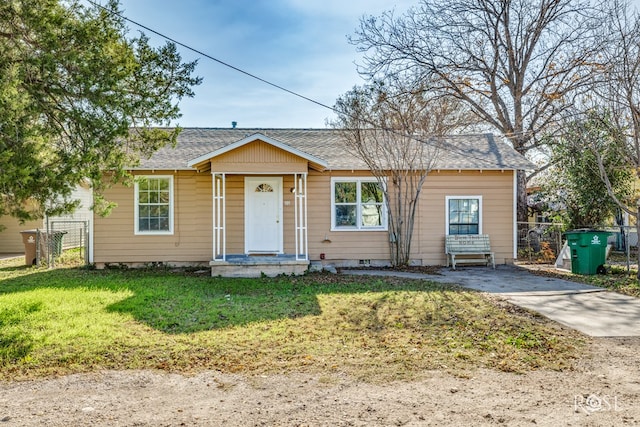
top-left (187, 133), bottom-right (328, 171)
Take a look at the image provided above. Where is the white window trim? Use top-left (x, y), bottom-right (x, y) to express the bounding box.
top-left (134, 175), bottom-right (174, 235)
top-left (445, 195), bottom-right (483, 235)
top-left (331, 177), bottom-right (388, 231)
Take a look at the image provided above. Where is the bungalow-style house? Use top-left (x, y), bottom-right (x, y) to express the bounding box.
top-left (91, 128), bottom-right (534, 276)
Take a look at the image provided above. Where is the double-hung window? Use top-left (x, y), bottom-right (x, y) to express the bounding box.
top-left (332, 178), bottom-right (386, 230)
top-left (135, 176), bottom-right (174, 234)
top-left (446, 196), bottom-right (481, 235)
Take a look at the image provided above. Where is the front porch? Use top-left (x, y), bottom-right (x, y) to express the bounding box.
top-left (210, 254), bottom-right (310, 278)
top-left (185, 133), bottom-right (330, 278)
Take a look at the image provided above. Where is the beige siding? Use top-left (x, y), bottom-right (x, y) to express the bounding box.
top-left (0, 216), bottom-right (42, 253)
top-left (307, 170), bottom-right (390, 262)
top-left (416, 170), bottom-right (515, 265)
top-left (93, 166), bottom-right (515, 267)
top-left (0, 185), bottom-right (92, 254)
top-left (223, 175), bottom-right (244, 254)
top-left (307, 169), bottom-right (515, 266)
top-left (93, 170), bottom-right (213, 264)
top-left (282, 175), bottom-right (297, 253)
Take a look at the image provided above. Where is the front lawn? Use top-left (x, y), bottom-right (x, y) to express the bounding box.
top-left (0, 258), bottom-right (584, 382)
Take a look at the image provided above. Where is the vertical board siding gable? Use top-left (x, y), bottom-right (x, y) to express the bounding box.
top-left (211, 140), bottom-right (308, 173)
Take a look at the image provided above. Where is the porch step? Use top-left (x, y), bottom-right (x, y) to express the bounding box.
top-left (210, 255), bottom-right (309, 277)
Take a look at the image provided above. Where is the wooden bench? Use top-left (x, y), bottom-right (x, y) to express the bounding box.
top-left (445, 234), bottom-right (495, 270)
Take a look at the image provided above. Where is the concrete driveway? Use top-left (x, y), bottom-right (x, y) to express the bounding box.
top-left (344, 265), bottom-right (640, 337)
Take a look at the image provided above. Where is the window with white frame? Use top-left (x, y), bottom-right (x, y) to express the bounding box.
top-left (332, 178), bottom-right (386, 230)
top-left (134, 176), bottom-right (173, 234)
top-left (446, 196), bottom-right (481, 235)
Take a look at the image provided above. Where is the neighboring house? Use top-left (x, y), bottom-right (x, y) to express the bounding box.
top-left (0, 183), bottom-right (92, 254)
top-left (92, 128), bottom-right (534, 276)
top-left (0, 203), bottom-right (42, 254)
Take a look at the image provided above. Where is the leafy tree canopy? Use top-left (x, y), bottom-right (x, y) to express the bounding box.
top-left (0, 0), bottom-right (201, 221)
top-left (539, 110), bottom-right (635, 229)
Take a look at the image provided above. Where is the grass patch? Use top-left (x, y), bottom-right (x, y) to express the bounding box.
top-left (0, 258), bottom-right (585, 382)
top-left (55, 247), bottom-right (87, 267)
top-left (522, 256), bottom-right (640, 298)
top-left (575, 265), bottom-right (640, 297)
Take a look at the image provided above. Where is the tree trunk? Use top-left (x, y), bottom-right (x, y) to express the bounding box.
top-left (637, 204), bottom-right (640, 280)
top-left (517, 170), bottom-right (528, 223)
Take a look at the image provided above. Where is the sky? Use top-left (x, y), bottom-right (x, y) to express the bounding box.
top-left (112, 0), bottom-right (640, 130)
top-left (113, 0), bottom-right (417, 129)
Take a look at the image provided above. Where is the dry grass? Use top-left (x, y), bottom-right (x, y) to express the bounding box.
top-left (0, 259), bottom-right (586, 382)
top-left (519, 255), bottom-right (640, 298)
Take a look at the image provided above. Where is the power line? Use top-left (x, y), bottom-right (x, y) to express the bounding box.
top-left (86, 0), bottom-right (531, 170)
top-left (87, 0), bottom-right (339, 115)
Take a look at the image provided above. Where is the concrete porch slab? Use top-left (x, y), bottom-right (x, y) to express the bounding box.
top-left (210, 255), bottom-right (309, 277)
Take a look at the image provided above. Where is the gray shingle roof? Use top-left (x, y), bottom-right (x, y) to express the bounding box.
top-left (135, 128), bottom-right (535, 171)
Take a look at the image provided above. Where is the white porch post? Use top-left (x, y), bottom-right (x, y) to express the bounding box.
top-left (212, 172), bottom-right (226, 261)
top-left (294, 173), bottom-right (308, 261)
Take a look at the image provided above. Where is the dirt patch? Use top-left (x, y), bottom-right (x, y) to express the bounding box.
top-left (1, 338), bottom-right (639, 426)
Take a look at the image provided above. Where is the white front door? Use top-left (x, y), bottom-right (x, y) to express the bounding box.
top-left (245, 177), bottom-right (283, 253)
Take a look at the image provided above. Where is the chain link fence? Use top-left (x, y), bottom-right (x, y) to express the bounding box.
top-left (34, 220), bottom-right (89, 267)
top-left (517, 222), bottom-right (565, 263)
top-left (517, 221), bottom-right (639, 267)
top-left (605, 225), bottom-right (638, 271)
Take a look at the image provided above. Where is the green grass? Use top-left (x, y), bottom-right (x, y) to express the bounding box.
top-left (0, 258), bottom-right (585, 382)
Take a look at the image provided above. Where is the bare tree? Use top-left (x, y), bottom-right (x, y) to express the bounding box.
top-left (350, 0), bottom-right (604, 223)
top-left (574, 1), bottom-right (640, 276)
top-left (595, 0), bottom-right (640, 182)
top-left (331, 81), bottom-right (475, 266)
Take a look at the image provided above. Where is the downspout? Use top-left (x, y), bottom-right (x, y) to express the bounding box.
top-left (513, 170), bottom-right (518, 262)
top-left (89, 189), bottom-right (94, 264)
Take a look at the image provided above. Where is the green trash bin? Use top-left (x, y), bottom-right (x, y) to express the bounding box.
top-left (565, 229), bottom-right (611, 275)
top-left (50, 230), bottom-right (67, 257)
